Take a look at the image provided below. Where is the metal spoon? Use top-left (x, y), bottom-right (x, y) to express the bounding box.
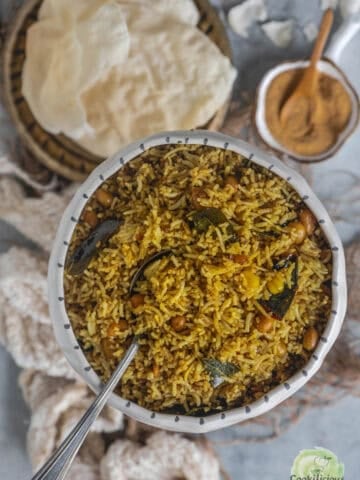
top-left (31, 338), bottom-right (139, 480)
top-left (32, 251), bottom-right (172, 479)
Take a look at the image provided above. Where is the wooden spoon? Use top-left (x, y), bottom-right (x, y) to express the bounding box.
top-left (280, 8), bottom-right (334, 129)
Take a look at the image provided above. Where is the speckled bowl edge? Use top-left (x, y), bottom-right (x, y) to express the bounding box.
top-left (48, 130), bottom-right (347, 433)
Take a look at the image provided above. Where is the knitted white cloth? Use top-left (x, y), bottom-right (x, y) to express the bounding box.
top-left (0, 247), bottom-right (75, 377)
top-left (0, 173), bottom-right (78, 253)
top-left (18, 370), bottom-right (119, 478)
top-left (0, 157), bottom-right (221, 480)
top-left (101, 431), bottom-right (220, 480)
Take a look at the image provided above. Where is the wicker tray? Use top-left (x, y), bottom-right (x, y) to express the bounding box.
top-left (2, 0), bottom-right (233, 181)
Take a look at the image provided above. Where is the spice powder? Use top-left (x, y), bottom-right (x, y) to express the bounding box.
top-left (265, 68), bottom-right (352, 156)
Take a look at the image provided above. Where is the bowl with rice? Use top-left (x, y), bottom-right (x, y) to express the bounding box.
top-left (48, 130), bottom-right (346, 433)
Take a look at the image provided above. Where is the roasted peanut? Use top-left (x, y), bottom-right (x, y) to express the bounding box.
top-left (256, 315), bottom-right (274, 333)
top-left (118, 319), bottom-right (129, 331)
top-left (190, 187), bottom-right (206, 209)
top-left (152, 363), bottom-right (160, 377)
top-left (232, 254), bottom-right (248, 264)
top-left (225, 175), bottom-right (238, 188)
top-left (107, 322), bottom-right (118, 337)
top-left (299, 209), bottom-right (317, 235)
top-left (83, 209), bottom-right (98, 228)
top-left (130, 294), bottom-right (145, 308)
top-left (135, 229), bottom-right (145, 241)
top-left (171, 315), bottom-right (186, 332)
top-left (303, 327), bottom-right (319, 351)
top-left (95, 188), bottom-right (113, 207)
top-left (288, 221), bottom-right (307, 245)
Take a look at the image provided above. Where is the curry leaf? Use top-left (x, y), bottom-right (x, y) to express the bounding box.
top-left (190, 208), bottom-right (227, 232)
top-left (67, 218), bottom-right (122, 275)
top-left (273, 253), bottom-right (297, 271)
top-left (203, 358), bottom-right (239, 380)
top-left (189, 208), bottom-right (237, 242)
top-left (257, 230), bottom-right (281, 239)
top-left (260, 257), bottom-right (298, 319)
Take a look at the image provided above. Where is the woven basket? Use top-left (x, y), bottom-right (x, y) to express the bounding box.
top-left (2, 0), bottom-right (233, 181)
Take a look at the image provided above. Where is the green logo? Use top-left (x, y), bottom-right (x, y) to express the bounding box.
top-left (291, 447), bottom-right (344, 480)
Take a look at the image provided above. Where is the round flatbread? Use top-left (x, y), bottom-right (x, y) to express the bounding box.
top-left (22, 0), bottom-right (130, 138)
top-left (77, 4), bottom-right (236, 156)
top-left (22, 0), bottom-right (236, 158)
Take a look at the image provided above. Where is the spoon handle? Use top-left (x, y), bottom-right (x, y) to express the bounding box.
top-left (297, 8), bottom-right (334, 96)
top-left (307, 8), bottom-right (334, 78)
top-left (31, 339), bottom-right (139, 480)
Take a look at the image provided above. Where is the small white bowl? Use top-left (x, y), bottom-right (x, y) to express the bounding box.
top-left (254, 58), bottom-right (359, 162)
top-left (254, 18), bottom-right (360, 162)
top-left (48, 130), bottom-right (347, 433)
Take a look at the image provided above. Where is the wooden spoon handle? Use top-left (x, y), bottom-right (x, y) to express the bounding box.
top-left (310, 8), bottom-right (334, 68)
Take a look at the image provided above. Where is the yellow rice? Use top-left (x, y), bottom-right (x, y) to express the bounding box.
top-left (64, 145), bottom-right (332, 414)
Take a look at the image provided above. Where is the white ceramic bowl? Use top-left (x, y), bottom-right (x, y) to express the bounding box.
top-left (48, 130), bottom-right (347, 433)
top-left (254, 58), bottom-right (359, 162)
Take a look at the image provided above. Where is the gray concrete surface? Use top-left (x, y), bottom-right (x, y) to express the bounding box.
top-left (0, 349), bottom-right (31, 480)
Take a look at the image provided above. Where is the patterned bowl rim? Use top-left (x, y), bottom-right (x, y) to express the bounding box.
top-left (48, 130), bottom-right (347, 433)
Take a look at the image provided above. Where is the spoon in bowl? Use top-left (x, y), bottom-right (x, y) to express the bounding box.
top-left (280, 8), bottom-right (334, 133)
top-left (31, 249), bottom-right (171, 479)
top-left (31, 337), bottom-right (139, 480)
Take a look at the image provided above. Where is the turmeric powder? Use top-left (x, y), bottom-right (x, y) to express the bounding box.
top-left (265, 68), bottom-right (352, 156)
